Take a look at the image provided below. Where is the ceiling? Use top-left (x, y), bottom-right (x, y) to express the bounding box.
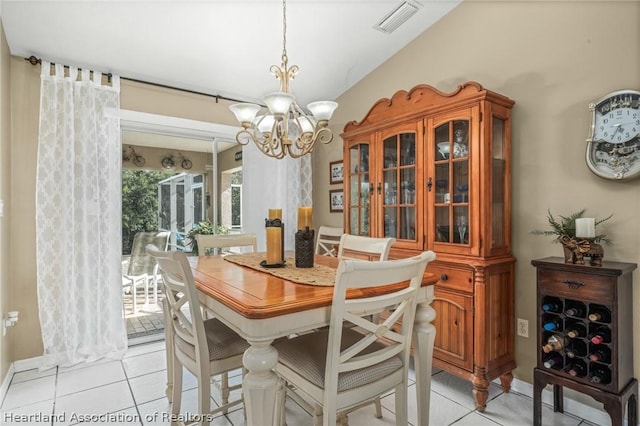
top-left (1, 0), bottom-right (461, 152)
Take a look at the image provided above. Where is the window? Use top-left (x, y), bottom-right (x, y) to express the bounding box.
top-left (158, 173), bottom-right (205, 251)
top-left (221, 168), bottom-right (243, 231)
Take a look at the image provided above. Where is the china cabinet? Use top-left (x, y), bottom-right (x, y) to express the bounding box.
top-left (342, 82), bottom-right (516, 411)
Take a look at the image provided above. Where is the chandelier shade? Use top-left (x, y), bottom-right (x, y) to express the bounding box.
top-left (229, 0), bottom-right (338, 159)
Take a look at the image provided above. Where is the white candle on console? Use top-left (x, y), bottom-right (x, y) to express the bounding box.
top-left (575, 218), bottom-right (595, 238)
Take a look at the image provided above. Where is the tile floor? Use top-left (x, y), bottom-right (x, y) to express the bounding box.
top-left (1, 340), bottom-right (601, 426)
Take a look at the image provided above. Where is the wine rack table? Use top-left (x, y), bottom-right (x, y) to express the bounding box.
top-left (531, 257), bottom-right (637, 426)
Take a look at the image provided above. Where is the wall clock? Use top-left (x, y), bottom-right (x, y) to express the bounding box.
top-left (586, 89), bottom-right (640, 180)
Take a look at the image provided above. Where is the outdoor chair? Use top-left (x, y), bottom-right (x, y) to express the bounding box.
top-left (122, 231), bottom-right (170, 313)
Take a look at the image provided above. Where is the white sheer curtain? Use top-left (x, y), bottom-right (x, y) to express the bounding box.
top-left (242, 142), bottom-right (313, 251)
top-left (36, 62), bottom-right (126, 368)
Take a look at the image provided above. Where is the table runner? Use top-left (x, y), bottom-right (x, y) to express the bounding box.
top-left (223, 252), bottom-right (336, 286)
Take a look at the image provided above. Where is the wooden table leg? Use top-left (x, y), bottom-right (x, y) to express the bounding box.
top-left (242, 339), bottom-right (280, 426)
top-left (413, 298), bottom-right (436, 426)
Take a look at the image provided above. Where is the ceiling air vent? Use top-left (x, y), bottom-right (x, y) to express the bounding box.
top-left (374, 0), bottom-right (423, 34)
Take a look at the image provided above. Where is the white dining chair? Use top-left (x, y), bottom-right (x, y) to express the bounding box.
top-left (195, 233), bottom-right (257, 256)
top-left (274, 251), bottom-right (436, 426)
top-left (293, 233), bottom-right (396, 422)
top-left (315, 226), bottom-right (344, 256)
top-left (337, 234), bottom-right (395, 262)
top-left (147, 245), bottom-right (249, 424)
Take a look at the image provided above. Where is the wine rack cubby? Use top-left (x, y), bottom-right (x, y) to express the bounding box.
top-left (531, 257), bottom-right (637, 426)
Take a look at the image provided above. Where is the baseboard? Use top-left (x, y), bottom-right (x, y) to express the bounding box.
top-left (0, 362), bottom-right (15, 407)
top-left (508, 376), bottom-right (612, 426)
top-left (13, 355), bottom-right (43, 373)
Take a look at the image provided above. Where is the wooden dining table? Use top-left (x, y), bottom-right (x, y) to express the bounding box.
top-left (182, 253), bottom-right (437, 425)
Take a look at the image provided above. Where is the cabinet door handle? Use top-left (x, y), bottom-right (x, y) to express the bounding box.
top-left (440, 274), bottom-right (448, 281)
top-left (377, 183), bottom-right (382, 194)
top-left (562, 279), bottom-right (585, 289)
top-left (427, 177), bottom-right (433, 192)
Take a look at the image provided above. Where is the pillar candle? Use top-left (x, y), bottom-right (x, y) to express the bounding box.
top-left (266, 226), bottom-right (283, 264)
top-left (575, 218), bottom-right (596, 238)
top-left (268, 209), bottom-right (282, 220)
top-left (297, 206), bottom-right (313, 230)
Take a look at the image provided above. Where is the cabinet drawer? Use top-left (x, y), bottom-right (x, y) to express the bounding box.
top-left (538, 269), bottom-right (616, 304)
top-left (428, 264), bottom-right (473, 293)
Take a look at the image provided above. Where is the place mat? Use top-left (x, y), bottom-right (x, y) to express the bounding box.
top-left (224, 252), bottom-right (336, 286)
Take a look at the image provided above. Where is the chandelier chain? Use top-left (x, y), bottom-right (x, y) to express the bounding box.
top-left (281, 0), bottom-right (288, 65)
top-left (228, 0), bottom-right (337, 159)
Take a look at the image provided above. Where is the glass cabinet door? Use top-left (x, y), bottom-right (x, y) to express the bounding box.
top-left (347, 143), bottom-right (370, 236)
top-left (433, 119), bottom-right (469, 246)
top-left (382, 132), bottom-right (417, 242)
top-left (491, 114), bottom-right (508, 252)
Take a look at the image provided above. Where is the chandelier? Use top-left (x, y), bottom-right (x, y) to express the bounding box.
top-left (229, 0), bottom-right (338, 159)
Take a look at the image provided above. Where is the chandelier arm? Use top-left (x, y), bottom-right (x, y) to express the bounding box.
top-left (235, 129), bottom-right (254, 146)
top-left (314, 127), bottom-right (334, 145)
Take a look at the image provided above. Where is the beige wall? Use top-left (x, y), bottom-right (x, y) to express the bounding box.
top-left (4, 2), bottom-right (640, 412)
top-left (0, 23), bottom-right (12, 381)
top-left (9, 55), bottom-right (41, 362)
top-left (315, 0), bottom-right (640, 402)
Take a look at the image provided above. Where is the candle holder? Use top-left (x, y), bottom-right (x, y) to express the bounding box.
top-left (295, 227), bottom-right (315, 268)
top-left (262, 218), bottom-right (286, 268)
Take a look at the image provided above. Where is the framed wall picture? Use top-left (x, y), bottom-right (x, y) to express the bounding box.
top-left (329, 189), bottom-right (344, 213)
top-left (329, 160), bottom-right (344, 184)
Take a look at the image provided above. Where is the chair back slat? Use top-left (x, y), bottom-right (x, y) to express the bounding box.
top-left (337, 234), bottom-right (395, 262)
top-left (195, 233), bottom-right (257, 255)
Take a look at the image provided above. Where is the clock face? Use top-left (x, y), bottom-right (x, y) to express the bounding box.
top-left (586, 90), bottom-right (640, 180)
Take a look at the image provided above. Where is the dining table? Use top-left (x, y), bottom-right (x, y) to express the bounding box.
top-left (177, 252), bottom-right (437, 425)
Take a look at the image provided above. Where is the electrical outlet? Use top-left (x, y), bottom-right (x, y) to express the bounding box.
top-left (517, 318), bottom-right (529, 338)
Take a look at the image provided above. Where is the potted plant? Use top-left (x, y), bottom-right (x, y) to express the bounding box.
top-left (186, 220), bottom-right (229, 256)
top-left (531, 209), bottom-right (612, 264)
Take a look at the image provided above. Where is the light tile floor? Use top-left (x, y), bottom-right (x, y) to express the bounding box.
top-left (1, 341), bottom-right (600, 426)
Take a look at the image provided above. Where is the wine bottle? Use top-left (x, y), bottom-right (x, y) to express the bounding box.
top-left (542, 301), bottom-right (561, 313)
top-left (564, 359), bottom-right (587, 377)
top-left (589, 366), bottom-right (612, 385)
top-left (565, 340), bottom-right (587, 359)
top-left (588, 347), bottom-right (611, 363)
top-left (542, 318), bottom-right (562, 331)
top-left (589, 326), bottom-right (611, 345)
top-left (565, 323), bottom-right (586, 339)
top-left (542, 334), bottom-right (567, 353)
top-left (588, 305), bottom-right (611, 323)
top-left (543, 353), bottom-right (563, 369)
top-left (564, 303), bottom-right (586, 318)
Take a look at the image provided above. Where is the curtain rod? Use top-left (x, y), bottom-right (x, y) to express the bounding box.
top-left (24, 55), bottom-right (245, 104)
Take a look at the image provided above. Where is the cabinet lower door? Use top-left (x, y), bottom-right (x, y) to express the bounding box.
top-left (433, 288), bottom-right (473, 371)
